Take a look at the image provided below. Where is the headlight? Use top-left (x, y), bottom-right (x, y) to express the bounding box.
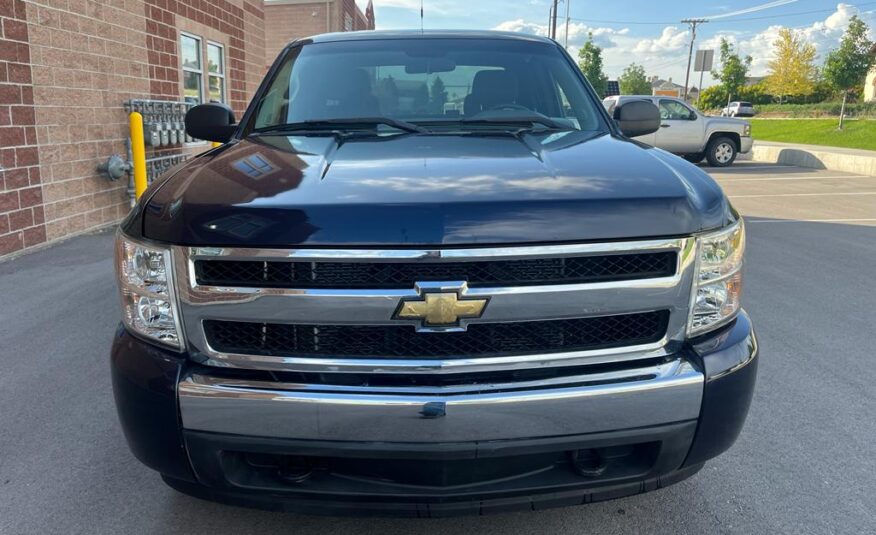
top-left (743, 124), bottom-right (751, 136)
top-left (115, 232), bottom-right (183, 349)
top-left (688, 220), bottom-right (745, 336)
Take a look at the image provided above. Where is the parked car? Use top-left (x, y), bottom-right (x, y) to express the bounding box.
top-left (603, 95), bottom-right (753, 167)
top-left (721, 101), bottom-right (757, 117)
top-left (112, 30), bottom-right (757, 517)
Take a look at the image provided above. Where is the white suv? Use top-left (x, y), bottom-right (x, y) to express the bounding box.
top-left (721, 101), bottom-right (757, 117)
top-left (603, 95), bottom-right (753, 167)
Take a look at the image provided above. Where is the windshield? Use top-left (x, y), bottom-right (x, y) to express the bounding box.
top-left (250, 38), bottom-right (604, 133)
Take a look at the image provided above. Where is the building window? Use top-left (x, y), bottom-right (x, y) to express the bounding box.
top-left (181, 33), bottom-right (203, 105)
top-left (232, 153), bottom-right (278, 179)
top-left (207, 42), bottom-right (226, 104)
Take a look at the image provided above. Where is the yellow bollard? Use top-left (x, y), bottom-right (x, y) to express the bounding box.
top-left (211, 141), bottom-right (222, 148)
top-left (129, 112), bottom-right (148, 200)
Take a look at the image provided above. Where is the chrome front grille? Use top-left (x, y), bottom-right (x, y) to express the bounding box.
top-left (202, 311), bottom-right (670, 360)
top-left (193, 251), bottom-right (677, 289)
top-left (173, 239), bottom-right (697, 374)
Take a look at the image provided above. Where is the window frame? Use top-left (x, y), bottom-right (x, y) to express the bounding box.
top-left (206, 40), bottom-right (227, 104)
top-left (180, 32), bottom-right (204, 105)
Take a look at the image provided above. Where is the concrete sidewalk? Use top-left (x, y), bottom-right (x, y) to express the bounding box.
top-left (742, 141), bottom-right (876, 176)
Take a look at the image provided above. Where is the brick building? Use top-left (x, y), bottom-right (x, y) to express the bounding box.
top-left (0, 0), bottom-right (372, 259)
top-left (263, 0), bottom-right (374, 69)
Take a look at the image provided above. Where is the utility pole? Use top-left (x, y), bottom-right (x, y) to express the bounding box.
top-left (681, 18), bottom-right (706, 101)
top-left (551, 0), bottom-right (559, 40)
top-left (564, 0), bottom-right (571, 47)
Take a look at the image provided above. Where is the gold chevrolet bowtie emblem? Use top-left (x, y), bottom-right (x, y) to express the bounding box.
top-left (394, 284), bottom-right (488, 329)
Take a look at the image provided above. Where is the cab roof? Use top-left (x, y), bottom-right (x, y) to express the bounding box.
top-left (295, 29), bottom-right (557, 47)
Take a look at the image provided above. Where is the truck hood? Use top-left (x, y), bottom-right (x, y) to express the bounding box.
top-left (141, 130), bottom-right (731, 246)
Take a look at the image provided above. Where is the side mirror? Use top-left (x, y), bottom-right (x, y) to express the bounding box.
top-left (185, 103), bottom-right (237, 143)
top-left (613, 100), bottom-right (661, 138)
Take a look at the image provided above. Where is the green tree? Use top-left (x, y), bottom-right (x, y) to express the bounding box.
top-left (766, 28), bottom-right (817, 103)
top-left (618, 63), bottom-right (652, 95)
top-left (429, 76), bottom-right (447, 113)
top-left (823, 15), bottom-right (875, 128)
top-left (697, 85), bottom-right (727, 110)
top-left (578, 33), bottom-right (608, 98)
top-left (711, 38), bottom-right (752, 107)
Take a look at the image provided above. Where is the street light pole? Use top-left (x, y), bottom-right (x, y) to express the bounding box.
top-left (551, 0), bottom-right (559, 40)
top-left (681, 18), bottom-right (706, 101)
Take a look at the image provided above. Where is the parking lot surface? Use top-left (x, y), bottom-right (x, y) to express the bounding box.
top-left (1, 162), bottom-right (875, 534)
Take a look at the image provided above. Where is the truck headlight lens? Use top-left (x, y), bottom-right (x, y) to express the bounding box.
top-left (743, 124), bottom-right (751, 136)
top-left (115, 233), bottom-right (183, 349)
top-left (688, 220), bottom-right (745, 336)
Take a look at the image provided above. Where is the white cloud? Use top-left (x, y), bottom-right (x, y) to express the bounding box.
top-left (701, 3), bottom-right (876, 76)
top-left (633, 26), bottom-right (690, 54)
top-left (375, 0), bottom-right (425, 9)
top-left (492, 19), bottom-right (629, 48)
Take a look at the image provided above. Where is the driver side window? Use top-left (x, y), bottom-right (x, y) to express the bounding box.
top-left (658, 100), bottom-right (695, 121)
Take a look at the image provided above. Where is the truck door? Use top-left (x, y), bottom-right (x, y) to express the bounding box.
top-left (654, 99), bottom-right (703, 154)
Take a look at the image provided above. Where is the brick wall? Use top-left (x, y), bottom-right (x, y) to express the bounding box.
top-left (145, 0), bottom-right (264, 117)
top-left (27, 0), bottom-right (151, 248)
top-left (263, 1), bottom-right (328, 68)
top-left (0, 0), bottom-right (265, 259)
top-left (1, 0), bottom-right (44, 256)
top-left (263, 0), bottom-right (374, 70)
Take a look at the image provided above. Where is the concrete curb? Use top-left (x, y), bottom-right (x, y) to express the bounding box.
top-left (739, 141), bottom-right (876, 176)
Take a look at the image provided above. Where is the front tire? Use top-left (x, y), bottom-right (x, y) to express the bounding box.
top-left (706, 136), bottom-right (737, 167)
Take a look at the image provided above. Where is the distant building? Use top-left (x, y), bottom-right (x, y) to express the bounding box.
top-left (649, 77), bottom-right (683, 98)
top-left (264, 0), bottom-right (376, 69)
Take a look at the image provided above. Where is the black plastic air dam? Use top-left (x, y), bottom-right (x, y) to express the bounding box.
top-left (162, 462), bottom-right (704, 517)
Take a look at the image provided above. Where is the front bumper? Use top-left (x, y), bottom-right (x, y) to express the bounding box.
top-left (740, 135), bottom-right (753, 154)
top-left (111, 311), bottom-right (758, 516)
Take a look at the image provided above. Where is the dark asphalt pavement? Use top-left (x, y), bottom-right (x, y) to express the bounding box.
top-left (1, 163), bottom-right (875, 534)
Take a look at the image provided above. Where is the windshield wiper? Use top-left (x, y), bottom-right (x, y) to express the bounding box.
top-left (460, 115), bottom-right (570, 131)
top-left (254, 117), bottom-right (429, 135)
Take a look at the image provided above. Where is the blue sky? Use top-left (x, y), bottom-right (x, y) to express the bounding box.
top-left (360, 1), bottom-right (876, 88)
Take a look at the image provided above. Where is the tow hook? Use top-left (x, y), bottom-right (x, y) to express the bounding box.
top-left (569, 449), bottom-right (608, 478)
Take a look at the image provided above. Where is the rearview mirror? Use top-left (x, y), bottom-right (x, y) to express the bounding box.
top-left (185, 103), bottom-right (237, 143)
top-left (613, 100), bottom-right (660, 138)
top-left (405, 58), bottom-right (456, 74)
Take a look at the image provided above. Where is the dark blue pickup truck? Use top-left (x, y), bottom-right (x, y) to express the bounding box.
top-left (111, 30), bottom-right (757, 517)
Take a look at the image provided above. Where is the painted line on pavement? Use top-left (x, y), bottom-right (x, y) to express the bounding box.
top-left (730, 192), bottom-right (876, 198)
top-left (702, 165), bottom-right (796, 171)
top-left (746, 218), bottom-right (876, 223)
top-left (715, 175), bottom-right (870, 182)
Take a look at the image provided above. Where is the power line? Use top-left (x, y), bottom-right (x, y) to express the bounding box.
top-left (566, 1), bottom-right (876, 27)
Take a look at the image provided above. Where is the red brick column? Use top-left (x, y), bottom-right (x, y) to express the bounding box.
top-left (0, 0), bottom-right (45, 256)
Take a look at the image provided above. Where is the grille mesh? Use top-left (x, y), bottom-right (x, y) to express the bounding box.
top-left (194, 252), bottom-right (677, 289)
top-left (202, 311), bottom-right (669, 359)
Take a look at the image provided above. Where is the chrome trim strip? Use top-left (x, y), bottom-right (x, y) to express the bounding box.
top-left (183, 358), bottom-right (685, 395)
top-left (178, 358), bottom-right (704, 442)
top-left (174, 238), bottom-right (697, 373)
top-left (197, 339), bottom-right (673, 374)
top-left (188, 237), bottom-right (685, 262)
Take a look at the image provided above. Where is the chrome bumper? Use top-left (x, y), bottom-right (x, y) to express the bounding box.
top-left (740, 136), bottom-right (753, 154)
top-left (178, 358), bottom-right (703, 442)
